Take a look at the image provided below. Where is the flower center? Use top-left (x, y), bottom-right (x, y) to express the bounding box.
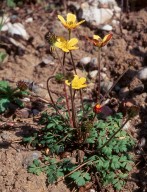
top-left (67, 21), bottom-right (74, 25)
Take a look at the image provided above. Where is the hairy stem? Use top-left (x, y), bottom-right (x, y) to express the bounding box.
top-left (69, 85), bottom-right (76, 128)
top-left (47, 76), bottom-right (68, 123)
top-left (70, 51), bottom-right (77, 75)
top-left (97, 48), bottom-right (101, 103)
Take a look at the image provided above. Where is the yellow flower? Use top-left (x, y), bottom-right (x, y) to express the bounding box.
top-left (58, 13), bottom-right (85, 30)
top-left (86, 34), bottom-right (112, 48)
top-left (65, 75), bottom-right (87, 89)
top-left (54, 37), bottom-right (79, 52)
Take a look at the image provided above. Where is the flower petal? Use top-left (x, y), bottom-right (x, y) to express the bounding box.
top-left (65, 80), bottom-right (71, 86)
top-left (76, 20), bottom-right (85, 26)
top-left (93, 35), bottom-right (101, 40)
top-left (102, 34), bottom-right (112, 46)
top-left (67, 13), bottom-right (76, 23)
top-left (58, 15), bottom-right (66, 25)
top-left (68, 38), bottom-right (78, 46)
top-left (79, 77), bottom-right (86, 84)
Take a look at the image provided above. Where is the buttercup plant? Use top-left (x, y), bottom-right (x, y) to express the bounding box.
top-left (24, 12), bottom-right (138, 191)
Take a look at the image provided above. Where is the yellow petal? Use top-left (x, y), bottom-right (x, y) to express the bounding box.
top-left (65, 80), bottom-right (71, 86)
top-left (93, 35), bottom-right (101, 40)
top-left (57, 36), bottom-right (66, 42)
top-left (54, 42), bottom-right (61, 48)
top-left (68, 38), bottom-right (78, 46)
top-left (67, 13), bottom-right (76, 23)
top-left (76, 20), bottom-right (85, 26)
top-left (62, 47), bottom-right (70, 52)
top-left (102, 34), bottom-right (112, 43)
top-left (79, 77), bottom-right (86, 84)
top-left (73, 75), bottom-right (79, 81)
top-left (58, 15), bottom-right (67, 25)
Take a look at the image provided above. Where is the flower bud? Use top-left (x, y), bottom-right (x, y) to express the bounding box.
top-left (93, 104), bottom-right (102, 114)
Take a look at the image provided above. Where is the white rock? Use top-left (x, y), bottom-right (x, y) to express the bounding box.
top-left (101, 72), bottom-right (107, 80)
top-left (80, 3), bottom-right (113, 26)
top-left (80, 57), bottom-right (91, 65)
top-left (99, 24), bottom-right (113, 31)
top-left (25, 17), bottom-right (33, 23)
top-left (90, 189), bottom-right (96, 192)
top-left (123, 120), bottom-right (131, 130)
top-left (6, 22), bottom-right (29, 40)
top-left (89, 70), bottom-right (98, 79)
top-left (112, 19), bottom-right (120, 26)
top-left (138, 67), bottom-right (147, 80)
top-left (21, 97), bottom-right (30, 102)
top-left (79, 1), bottom-right (121, 29)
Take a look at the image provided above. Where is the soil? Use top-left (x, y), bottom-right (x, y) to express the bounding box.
top-left (0, 1), bottom-right (147, 192)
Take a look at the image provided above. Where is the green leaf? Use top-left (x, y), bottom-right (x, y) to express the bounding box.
top-left (125, 163), bottom-right (132, 171)
top-left (6, 0), bottom-right (16, 7)
top-left (0, 81), bottom-right (9, 88)
top-left (0, 52), bottom-right (7, 63)
top-left (76, 177), bottom-right (86, 186)
top-left (0, 98), bottom-right (10, 112)
top-left (83, 172), bottom-right (91, 180)
top-left (13, 98), bottom-right (24, 107)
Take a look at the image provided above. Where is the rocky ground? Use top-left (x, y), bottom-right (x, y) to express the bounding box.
top-left (0, 0), bottom-right (147, 191)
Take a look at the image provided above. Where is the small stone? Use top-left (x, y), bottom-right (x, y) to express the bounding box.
top-left (138, 137), bottom-right (146, 147)
top-left (138, 67), bottom-right (147, 81)
top-left (79, 57), bottom-right (91, 65)
top-left (89, 70), bottom-right (98, 79)
top-left (15, 108), bottom-right (30, 118)
top-left (123, 120), bottom-right (131, 130)
top-left (99, 24), bottom-right (113, 31)
top-left (101, 80), bottom-right (113, 93)
top-left (32, 109), bottom-right (40, 116)
top-left (21, 97), bottom-right (30, 102)
top-left (101, 72), bottom-right (107, 80)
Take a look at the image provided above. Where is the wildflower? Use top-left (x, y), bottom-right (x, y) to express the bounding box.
top-left (58, 13), bottom-right (85, 30)
top-left (65, 75), bottom-right (87, 89)
top-left (86, 34), bottom-right (112, 48)
top-left (54, 37), bottom-right (79, 52)
top-left (93, 104), bottom-right (102, 113)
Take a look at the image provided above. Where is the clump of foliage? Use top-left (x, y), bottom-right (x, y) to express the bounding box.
top-left (24, 106), bottom-right (135, 191)
top-left (0, 80), bottom-right (28, 113)
top-left (23, 12), bottom-right (138, 191)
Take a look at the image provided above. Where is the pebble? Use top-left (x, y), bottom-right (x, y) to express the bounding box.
top-left (79, 57), bottom-right (91, 65)
top-left (138, 67), bottom-right (147, 81)
top-left (123, 120), bottom-right (131, 130)
top-left (99, 24), bottom-right (113, 31)
top-left (138, 137), bottom-right (146, 147)
top-left (32, 109), bottom-right (40, 116)
top-left (101, 80), bottom-right (113, 92)
top-left (22, 151), bottom-right (41, 168)
top-left (21, 97), bottom-right (30, 102)
top-left (89, 70), bottom-right (98, 79)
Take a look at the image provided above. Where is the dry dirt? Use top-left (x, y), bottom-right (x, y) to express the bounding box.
top-left (0, 1), bottom-right (147, 192)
